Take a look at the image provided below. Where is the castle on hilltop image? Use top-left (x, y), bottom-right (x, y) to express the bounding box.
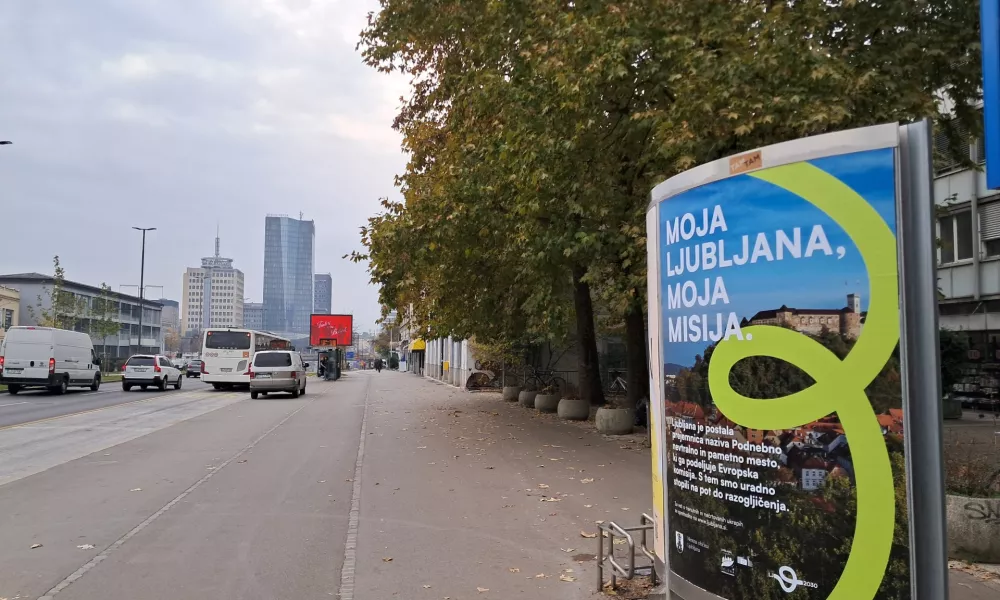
top-left (745, 293), bottom-right (865, 339)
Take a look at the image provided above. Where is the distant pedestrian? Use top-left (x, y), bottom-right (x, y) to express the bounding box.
top-left (375, 358), bottom-right (383, 373)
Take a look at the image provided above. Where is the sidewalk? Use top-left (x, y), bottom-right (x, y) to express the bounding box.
top-left (397, 372), bottom-right (999, 599)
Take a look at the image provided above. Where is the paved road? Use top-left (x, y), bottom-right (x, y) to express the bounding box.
top-left (1, 371), bottom-right (993, 600)
top-left (0, 377), bottom-right (214, 429)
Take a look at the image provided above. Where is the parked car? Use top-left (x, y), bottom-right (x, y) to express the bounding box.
top-left (186, 359), bottom-right (203, 378)
top-left (248, 350), bottom-right (308, 399)
top-left (122, 354), bottom-right (183, 391)
top-left (0, 326), bottom-right (102, 394)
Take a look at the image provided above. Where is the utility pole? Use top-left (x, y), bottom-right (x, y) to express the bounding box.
top-left (132, 227), bottom-right (156, 354)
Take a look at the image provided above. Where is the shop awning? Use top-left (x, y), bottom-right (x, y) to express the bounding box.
top-left (411, 339), bottom-right (426, 351)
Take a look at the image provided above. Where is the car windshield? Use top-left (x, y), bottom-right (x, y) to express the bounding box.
top-left (254, 353), bottom-right (292, 367)
top-left (205, 331), bottom-right (251, 350)
top-left (127, 356), bottom-right (155, 366)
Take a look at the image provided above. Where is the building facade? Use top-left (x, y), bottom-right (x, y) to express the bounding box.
top-left (933, 108), bottom-right (1000, 396)
top-left (314, 273), bottom-right (332, 314)
top-left (0, 273), bottom-right (163, 358)
top-left (181, 235), bottom-right (245, 334)
top-left (243, 301), bottom-right (264, 330)
top-left (0, 285), bottom-right (21, 345)
top-left (159, 298), bottom-right (180, 334)
top-left (263, 215), bottom-right (315, 335)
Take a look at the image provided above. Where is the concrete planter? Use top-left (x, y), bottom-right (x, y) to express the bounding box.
top-left (518, 390), bottom-right (538, 408)
top-left (557, 398), bottom-right (590, 421)
top-left (946, 493), bottom-right (1000, 562)
top-left (943, 398), bottom-right (963, 420)
top-left (596, 407), bottom-right (635, 435)
top-left (535, 393), bottom-right (560, 413)
top-left (502, 386), bottom-right (522, 402)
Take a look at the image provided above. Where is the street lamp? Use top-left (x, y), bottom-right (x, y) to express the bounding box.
top-left (132, 227), bottom-right (156, 354)
top-left (0, 141), bottom-right (11, 145)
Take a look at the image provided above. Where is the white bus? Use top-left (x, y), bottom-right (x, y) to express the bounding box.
top-left (200, 328), bottom-right (292, 389)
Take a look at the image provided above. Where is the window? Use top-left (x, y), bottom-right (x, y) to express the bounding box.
top-left (126, 356), bottom-right (155, 366)
top-left (205, 330), bottom-right (251, 349)
top-left (2, 308), bottom-right (12, 330)
top-left (940, 210), bottom-right (974, 263)
top-left (254, 352), bottom-right (292, 367)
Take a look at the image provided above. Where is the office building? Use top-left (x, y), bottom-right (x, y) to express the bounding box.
top-left (181, 233), bottom-right (245, 334)
top-left (159, 298), bottom-right (180, 334)
top-left (0, 272), bottom-right (163, 357)
top-left (263, 214), bottom-right (315, 335)
top-left (243, 301), bottom-right (264, 330)
top-left (314, 273), bottom-right (332, 314)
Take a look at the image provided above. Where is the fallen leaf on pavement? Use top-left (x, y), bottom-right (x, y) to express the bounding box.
top-left (584, 504), bottom-right (593, 508)
top-left (476, 587), bottom-right (489, 593)
top-left (423, 584), bottom-right (431, 588)
top-left (417, 446), bottom-right (427, 449)
top-left (382, 557), bottom-right (393, 562)
top-left (561, 548), bottom-right (576, 553)
top-left (537, 483), bottom-right (550, 489)
top-left (77, 544), bottom-right (95, 550)
top-left (580, 478), bottom-right (594, 484)
top-left (30, 543), bottom-right (42, 549)
top-left (614, 538), bottom-right (627, 545)
top-left (130, 488), bottom-right (142, 492)
top-left (535, 573), bottom-right (546, 578)
top-left (509, 567), bottom-right (520, 573)
top-left (542, 497), bottom-right (561, 502)
top-left (580, 531), bottom-right (598, 538)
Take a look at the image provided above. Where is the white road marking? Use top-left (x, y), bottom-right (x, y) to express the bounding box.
top-left (0, 401), bottom-right (29, 408)
top-left (337, 375), bottom-right (371, 600)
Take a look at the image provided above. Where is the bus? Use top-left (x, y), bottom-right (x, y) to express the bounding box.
top-left (200, 328), bottom-right (292, 389)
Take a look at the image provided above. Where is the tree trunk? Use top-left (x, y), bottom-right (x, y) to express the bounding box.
top-left (624, 302), bottom-right (648, 410)
top-left (572, 265), bottom-right (606, 406)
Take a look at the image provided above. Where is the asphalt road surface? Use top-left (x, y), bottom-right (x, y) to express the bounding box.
top-left (0, 378), bottom-right (214, 429)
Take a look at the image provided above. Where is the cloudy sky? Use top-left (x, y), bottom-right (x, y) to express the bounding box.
top-left (0, 0), bottom-right (407, 333)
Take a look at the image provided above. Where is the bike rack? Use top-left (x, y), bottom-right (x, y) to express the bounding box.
top-left (595, 513), bottom-right (657, 592)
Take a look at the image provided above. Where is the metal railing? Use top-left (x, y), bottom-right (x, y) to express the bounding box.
top-left (596, 513), bottom-right (657, 592)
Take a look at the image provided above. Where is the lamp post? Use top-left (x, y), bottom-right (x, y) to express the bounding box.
top-left (132, 227), bottom-right (156, 354)
top-left (0, 141), bottom-right (11, 145)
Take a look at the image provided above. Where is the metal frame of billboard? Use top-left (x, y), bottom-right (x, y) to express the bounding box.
top-left (646, 121), bottom-right (946, 600)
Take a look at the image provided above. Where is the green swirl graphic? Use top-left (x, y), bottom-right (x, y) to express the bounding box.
top-left (707, 161), bottom-right (898, 599)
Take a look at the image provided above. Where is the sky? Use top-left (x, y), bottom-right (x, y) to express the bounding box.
top-left (658, 148), bottom-right (898, 367)
top-left (0, 0), bottom-right (408, 333)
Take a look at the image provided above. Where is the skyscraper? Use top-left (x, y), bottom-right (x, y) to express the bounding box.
top-left (314, 273), bottom-right (332, 314)
top-left (263, 214), bottom-right (315, 335)
top-left (181, 232), bottom-right (245, 334)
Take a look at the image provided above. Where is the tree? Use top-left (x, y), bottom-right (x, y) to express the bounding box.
top-left (29, 255), bottom-right (87, 330)
top-left (357, 0), bottom-right (982, 409)
top-left (89, 283), bottom-right (121, 369)
top-left (164, 329), bottom-right (181, 354)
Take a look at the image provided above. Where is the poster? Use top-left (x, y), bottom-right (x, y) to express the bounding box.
top-left (309, 314), bottom-right (353, 347)
top-left (657, 146), bottom-right (910, 599)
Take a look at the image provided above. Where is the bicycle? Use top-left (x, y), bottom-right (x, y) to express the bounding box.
top-left (524, 366), bottom-right (567, 393)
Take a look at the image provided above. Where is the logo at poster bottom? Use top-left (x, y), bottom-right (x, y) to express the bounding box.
top-left (770, 566), bottom-right (818, 593)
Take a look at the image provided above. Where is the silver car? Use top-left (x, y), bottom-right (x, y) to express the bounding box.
top-left (249, 350), bottom-right (308, 399)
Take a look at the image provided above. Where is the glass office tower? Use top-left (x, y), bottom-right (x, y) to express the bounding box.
top-left (263, 215), bottom-right (316, 335)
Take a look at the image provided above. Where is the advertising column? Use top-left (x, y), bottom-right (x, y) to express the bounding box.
top-left (646, 122), bottom-right (946, 600)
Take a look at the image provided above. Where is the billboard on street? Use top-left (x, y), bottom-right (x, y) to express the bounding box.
top-left (310, 314), bottom-right (353, 348)
top-left (647, 122), bottom-right (946, 599)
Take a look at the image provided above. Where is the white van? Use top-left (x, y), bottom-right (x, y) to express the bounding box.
top-left (0, 326), bottom-right (102, 394)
